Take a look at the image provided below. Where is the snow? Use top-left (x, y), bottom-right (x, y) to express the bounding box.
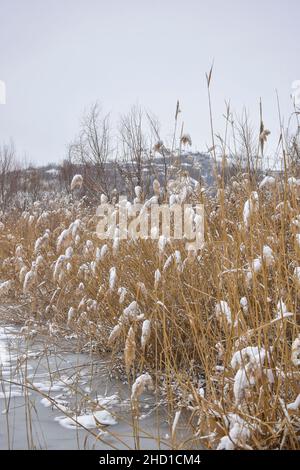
top-left (67, 307), bottom-right (76, 325)
top-left (109, 266), bottom-right (117, 290)
top-left (154, 269), bottom-right (161, 289)
top-left (141, 319), bottom-right (151, 350)
top-left (108, 323), bottom-right (122, 344)
top-left (231, 346), bottom-right (269, 369)
top-left (233, 365), bottom-right (256, 403)
top-left (287, 394), bottom-right (300, 411)
top-left (121, 301), bottom-right (144, 323)
top-left (131, 373), bottom-right (153, 400)
top-left (262, 245), bottom-right (275, 267)
top-left (259, 176), bottom-right (276, 190)
top-left (240, 297), bottom-right (248, 315)
top-left (118, 286), bottom-right (127, 304)
top-left (294, 267), bottom-right (300, 287)
top-left (231, 345), bottom-right (271, 403)
top-left (243, 191), bottom-right (259, 228)
top-left (56, 410), bottom-right (117, 429)
top-left (217, 413), bottom-right (254, 450)
top-left (275, 299), bottom-right (293, 320)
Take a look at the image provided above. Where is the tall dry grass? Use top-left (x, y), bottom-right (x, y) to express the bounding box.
top-left (0, 87), bottom-right (300, 449)
top-left (0, 170), bottom-right (299, 449)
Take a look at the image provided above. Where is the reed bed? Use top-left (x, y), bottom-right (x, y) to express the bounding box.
top-left (0, 162), bottom-right (300, 449)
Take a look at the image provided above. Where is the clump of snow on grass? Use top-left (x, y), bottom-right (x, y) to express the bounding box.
top-left (291, 336), bottom-right (300, 366)
top-left (141, 319), bottom-right (151, 351)
top-left (56, 410), bottom-right (117, 429)
top-left (131, 372), bottom-right (154, 401)
top-left (70, 174), bottom-right (83, 191)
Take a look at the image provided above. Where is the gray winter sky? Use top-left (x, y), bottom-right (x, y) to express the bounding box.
top-left (0, 0), bottom-right (299, 165)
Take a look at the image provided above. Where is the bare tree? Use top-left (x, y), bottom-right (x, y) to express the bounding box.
top-left (147, 112), bottom-right (170, 193)
top-left (69, 103), bottom-right (112, 196)
top-left (25, 167), bottom-right (43, 202)
top-left (117, 105), bottom-right (151, 197)
top-left (0, 142), bottom-right (21, 212)
top-left (59, 153), bottom-right (76, 193)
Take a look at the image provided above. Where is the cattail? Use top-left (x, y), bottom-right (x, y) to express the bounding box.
top-left (37, 211), bottom-right (50, 227)
top-left (75, 234), bottom-right (81, 246)
top-left (109, 267), bottom-right (117, 290)
top-left (67, 307), bottom-right (76, 326)
top-left (163, 254), bottom-right (174, 272)
top-left (70, 219), bottom-right (82, 239)
top-left (35, 255), bottom-right (44, 270)
top-left (57, 228), bottom-right (72, 252)
top-left (141, 319), bottom-right (151, 351)
top-left (240, 297), bottom-right (248, 315)
top-left (259, 127), bottom-right (270, 154)
top-left (34, 230), bottom-right (50, 254)
top-left (243, 191), bottom-right (259, 228)
top-left (134, 186), bottom-right (142, 199)
top-left (100, 244), bottom-right (108, 260)
top-left (118, 287), bottom-right (127, 304)
top-left (121, 301), bottom-right (144, 323)
top-left (85, 239), bottom-right (94, 253)
top-left (259, 175), bottom-right (275, 190)
top-left (262, 245), bottom-right (275, 267)
top-left (86, 299), bottom-right (97, 313)
top-left (19, 266), bottom-right (28, 284)
top-left (23, 265), bottom-right (37, 294)
top-left (180, 133), bottom-right (192, 146)
top-left (154, 269), bottom-right (161, 290)
top-left (65, 246), bottom-right (73, 259)
top-left (108, 323), bottom-right (122, 345)
top-left (124, 326), bottom-right (136, 374)
top-left (78, 296), bottom-right (86, 312)
top-left (0, 280), bottom-right (12, 297)
top-left (70, 174), bottom-right (83, 191)
top-left (153, 140), bottom-right (164, 153)
top-left (131, 372), bottom-right (153, 400)
top-left (53, 255), bottom-right (66, 282)
top-left (137, 281), bottom-right (147, 298)
top-left (158, 235), bottom-right (167, 254)
top-left (15, 244), bottom-right (23, 257)
top-left (77, 282), bottom-right (85, 293)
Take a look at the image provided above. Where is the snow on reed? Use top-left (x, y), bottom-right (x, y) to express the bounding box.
top-left (131, 373), bottom-right (153, 401)
top-left (70, 174), bottom-right (83, 191)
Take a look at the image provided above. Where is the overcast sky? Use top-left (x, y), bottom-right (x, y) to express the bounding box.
top-left (0, 0), bottom-right (299, 165)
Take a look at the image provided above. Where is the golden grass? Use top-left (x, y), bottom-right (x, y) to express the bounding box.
top-left (0, 169), bottom-right (299, 449)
